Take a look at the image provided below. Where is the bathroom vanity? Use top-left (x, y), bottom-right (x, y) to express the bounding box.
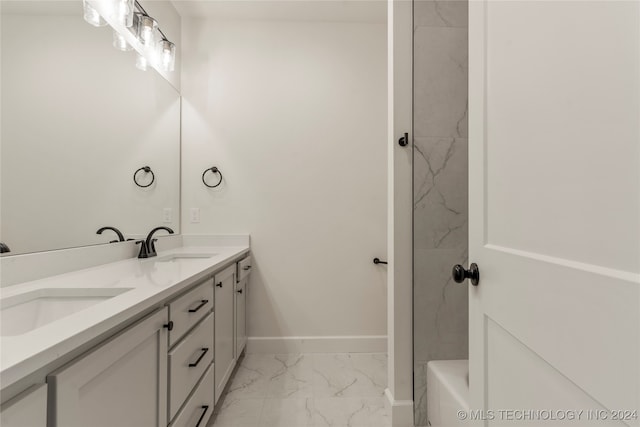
top-left (0, 237), bottom-right (251, 427)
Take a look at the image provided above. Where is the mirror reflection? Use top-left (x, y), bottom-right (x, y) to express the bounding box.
top-left (0, 1), bottom-right (181, 256)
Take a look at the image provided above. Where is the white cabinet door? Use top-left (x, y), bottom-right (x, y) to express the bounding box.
top-left (235, 277), bottom-right (247, 358)
top-left (214, 264), bottom-right (236, 404)
top-left (0, 384), bottom-right (47, 427)
top-left (469, 1), bottom-right (639, 424)
top-left (48, 308), bottom-right (169, 427)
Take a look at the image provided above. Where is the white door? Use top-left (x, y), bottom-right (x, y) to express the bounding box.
top-left (468, 1), bottom-right (639, 426)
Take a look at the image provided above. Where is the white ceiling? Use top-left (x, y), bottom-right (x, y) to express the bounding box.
top-left (171, 0), bottom-right (386, 23)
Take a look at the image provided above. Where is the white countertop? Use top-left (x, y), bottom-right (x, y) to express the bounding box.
top-left (0, 243), bottom-right (249, 391)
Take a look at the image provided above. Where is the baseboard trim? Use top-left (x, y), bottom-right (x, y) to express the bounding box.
top-left (385, 388), bottom-right (414, 427)
top-left (246, 335), bottom-right (387, 354)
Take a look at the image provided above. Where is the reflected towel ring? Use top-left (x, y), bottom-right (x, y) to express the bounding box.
top-left (202, 166), bottom-right (223, 188)
top-left (134, 166), bottom-right (155, 188)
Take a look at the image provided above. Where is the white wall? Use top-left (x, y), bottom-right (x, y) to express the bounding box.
top-left (181, 16), bottom-right (388, 350)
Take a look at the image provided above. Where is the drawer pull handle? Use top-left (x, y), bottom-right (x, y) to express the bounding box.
top-left (189, 348), bottom-right (209, 367)
top-left (237, 288), bottom-right (243, 294)
top-left (163, 321), bottom-right (174, 331)
top-left (242, 265), bottom-right (252, 271)
top-left (216, 282), bottom-right (223, 288)
top-left (188, 299), bottom-right (209, 313)
top-left (195, 405), bottom-right (209, 427)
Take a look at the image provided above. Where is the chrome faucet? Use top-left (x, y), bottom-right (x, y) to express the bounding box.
top-left (96, 226), bottom-right (125, 243)
top-left (137, 226), bottom-right (174, 258)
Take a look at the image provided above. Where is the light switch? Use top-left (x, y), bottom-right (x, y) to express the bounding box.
top-left (163, 208), bottom-right (172, 223)
top-left (190, 208), bottom-right (200, 223)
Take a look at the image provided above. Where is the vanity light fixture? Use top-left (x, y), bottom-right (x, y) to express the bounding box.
top-left (113, 30), bottom-right (132, 51)
top-left (115, 0), bottom-right (134, 27)
top-left (82, 0), bottom-right (107, 27)
top-left (158, 39), bottom-right (176, 72)
top-left (135, 53), bottom-right (149, 71)
top-left (131, 1), bottom-right (176, 71)
top-left (82, 0), bottom-right (176, 73)
top-left (134, 12), bottom-right (157, 49)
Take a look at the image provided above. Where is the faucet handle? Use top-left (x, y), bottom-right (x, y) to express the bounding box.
top-left (136, 240), bottom-right (150, 259)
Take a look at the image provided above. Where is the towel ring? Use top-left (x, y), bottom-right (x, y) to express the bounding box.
top-left (202, 166), bottom-right (223, 188)
top-left (134, 166), bottom-right (155, 188)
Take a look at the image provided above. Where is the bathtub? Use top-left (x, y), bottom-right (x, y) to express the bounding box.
top-left (427, 360), bottom-right (470, 426)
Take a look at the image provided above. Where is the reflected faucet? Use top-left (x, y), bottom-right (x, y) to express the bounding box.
top-left (0, 242), bottom-right (10, 254)
top-left (137, 226), bottom-right (174, 258)
top-left (96, 226), bottom-right (125, 243)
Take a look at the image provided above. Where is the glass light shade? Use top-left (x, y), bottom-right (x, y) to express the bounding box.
top-left (137, 14), bottom-right (158, 49)
top-left (82, 0), bottom-right (107, 27)
top-left (112, 30), bottom-right (132, 51)
top-left (158, 40), bottom-right (176, 72)
top-left (116, 0), bottom-right (135, 27)
top-left (135, 53), bottom-right (148, 71)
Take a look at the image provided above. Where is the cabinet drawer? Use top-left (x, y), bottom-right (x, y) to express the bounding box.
top-left (169, 279), bottom-right (214, 346)
top-left (169, 312), bottom-right (214, 421)
top-left (169, 363), bottom-right (214, 427)
top-left (237, 256), bottom-right (252, 282)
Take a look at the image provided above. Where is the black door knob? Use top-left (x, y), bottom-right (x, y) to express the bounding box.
top-left (452, 263), bottom-right (480, 286)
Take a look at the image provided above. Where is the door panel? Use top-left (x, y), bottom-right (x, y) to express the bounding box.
top-left (483, 1), bottom-right (639, 272)
top-left (469, 0), bottom-right (640, 425)
top-left (487, 319), bottom-right (621, 427)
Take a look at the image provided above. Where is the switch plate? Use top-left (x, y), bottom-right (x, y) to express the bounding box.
top-left (190, 208), bottom-right (200, 223)
top-left (162, 208), bottom-right (172, 223)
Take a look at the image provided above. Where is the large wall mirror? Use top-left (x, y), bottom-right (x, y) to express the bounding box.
top-left (0, 1), bottom-right (181, 256)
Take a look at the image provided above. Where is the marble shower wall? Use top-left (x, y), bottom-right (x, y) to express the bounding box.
top-left (412, 1), bottom-right (469, 425)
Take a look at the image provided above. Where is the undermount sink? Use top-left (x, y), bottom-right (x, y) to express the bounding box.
top-left (0, 287), bottom-right (133, 336)
top-left (154, 254), bottom-right (216, 263)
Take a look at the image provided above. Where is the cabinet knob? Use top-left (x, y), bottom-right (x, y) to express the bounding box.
top-left (243, 265), bottom-right (252, 271)
top-left (216, 282), bottom-right (223, 287)
top-left (237, 288), bottom-right (243, 294)
top-left (163, 321), bottom-right (174, 331)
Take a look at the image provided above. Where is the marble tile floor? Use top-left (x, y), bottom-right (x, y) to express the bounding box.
top-left (207, 353), bottom-right (390, 427)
